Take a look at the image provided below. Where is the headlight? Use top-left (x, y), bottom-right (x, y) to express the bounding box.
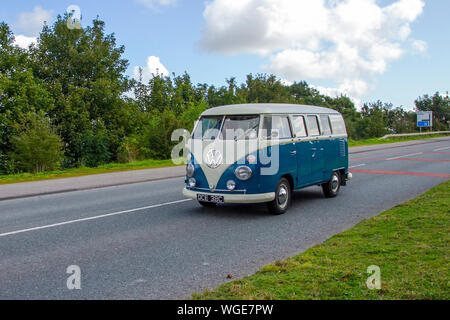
top-left (235, 166), bottom-right (252, 181)
top-left (226, 180), bottom-right (236, 191)
top-left (188, 178), bottom-right (196, 188)
top-left (186, 163), bottom-right (195, 177)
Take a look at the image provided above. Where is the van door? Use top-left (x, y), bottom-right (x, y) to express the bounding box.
top-left (319, 115), bottom-right (333, 181)
top-left (262, 115), bottom-right (297, 185)
top-left (291, 115), bottom-right (311, 187)
top-left (306, 115), bottom-right (324, 183)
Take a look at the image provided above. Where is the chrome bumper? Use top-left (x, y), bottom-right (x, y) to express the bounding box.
top-left (183, 188), bottom-right (275, 204)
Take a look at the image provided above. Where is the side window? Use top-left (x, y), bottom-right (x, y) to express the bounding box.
top-left (320, 115), bottom-right (332, 135)
top-left (329, 115), bottom-right (347, 135)
top-left (306, 115), bottom-right (320, 136)
top-left (291, 115), bottom-right (307, 137)
top-left (262, 115), bottom-right (292, 139)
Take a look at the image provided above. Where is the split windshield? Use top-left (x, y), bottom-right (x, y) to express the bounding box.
top-left (192, 115), bottom-right (260, 140)
top-left (221, 115), bottom-right (260, 140)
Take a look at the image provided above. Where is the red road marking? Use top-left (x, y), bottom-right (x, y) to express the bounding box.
top-left (350, 158), bottom-right (450, 162)
top-left (380, 152), bottom-right (450, 155)
top-left (350, 169), bottom-right (450, 178)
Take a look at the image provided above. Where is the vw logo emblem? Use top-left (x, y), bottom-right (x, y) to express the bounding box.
top-left (205, 149), bottom-right (223, 169)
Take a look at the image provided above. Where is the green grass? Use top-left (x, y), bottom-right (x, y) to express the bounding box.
top-left (348, 133), bottom-right (449, 147)
top-left (194, 180), bottom-right (450, 300)
top-left (0, 159), bottom-right (182, 185)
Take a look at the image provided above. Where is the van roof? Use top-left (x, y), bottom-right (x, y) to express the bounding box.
top-left (201, 103), bottom-right (341, 116)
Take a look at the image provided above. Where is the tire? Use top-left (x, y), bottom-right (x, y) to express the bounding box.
top-left (322, 171), bottom-right (341, 198)
top-left (267, 177), bottom-right (291, 215)
top-left (198, 201), bottom-right (217, 208)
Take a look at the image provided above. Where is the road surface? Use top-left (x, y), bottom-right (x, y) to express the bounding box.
top-left (0, 138), bottom-right (448, 299)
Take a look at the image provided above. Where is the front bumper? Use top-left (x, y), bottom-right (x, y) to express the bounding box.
top-left (183, 188), bottom-right (275, 204)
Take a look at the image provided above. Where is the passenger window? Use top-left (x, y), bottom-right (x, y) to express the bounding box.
top-left (262, 115), bottom-right (292, 139)
top-left (291, 115), bottom-right (307, 138)
top-left (329, 115), bottom-right (347, 135)
top-left (320, 115), bottom-right (332, 135)
top-left (306, 115), bottom-right (320, 136)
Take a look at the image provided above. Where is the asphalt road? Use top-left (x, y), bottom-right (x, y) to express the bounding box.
top-left (0, 138), bottom-right (448, 299)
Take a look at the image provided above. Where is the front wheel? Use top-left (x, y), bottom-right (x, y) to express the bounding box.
top-left (322, 171), bottom-right (341, 198)
top-left (267, 178), bottom-right (291, 215)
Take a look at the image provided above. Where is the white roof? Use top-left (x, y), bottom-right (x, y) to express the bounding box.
top-left (201, 103), bottom-right (340, 116)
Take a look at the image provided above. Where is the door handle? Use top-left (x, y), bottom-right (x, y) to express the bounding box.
top-left (290, 151), bottom-right (297, 155)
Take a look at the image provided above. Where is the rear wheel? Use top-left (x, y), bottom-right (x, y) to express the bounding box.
top-left (198, 201), bottom-right (217, 208)
top-left (267, 178), bottom-right (291, 215)
top-left (322, 171), bottom-right (341, 198)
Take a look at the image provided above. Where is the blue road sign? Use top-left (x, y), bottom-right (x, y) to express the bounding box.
top-left (417, 121), bottom-right (430, 127)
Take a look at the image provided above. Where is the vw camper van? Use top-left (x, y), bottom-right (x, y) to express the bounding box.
top-left (182, 104), bottom-right (351, 214)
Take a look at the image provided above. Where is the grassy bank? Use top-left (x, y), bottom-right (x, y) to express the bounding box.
top-left (194, 180), bottom-right (450, 300)
top-left (0, 159), bottom-right (181, 185)
top-left (348, 133), bottom-right (449, 147)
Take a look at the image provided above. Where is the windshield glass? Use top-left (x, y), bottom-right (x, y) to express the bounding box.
top-left (221, 115), bottom-right (260, 140)
top-left (192, 116), bottom-right (223, 140)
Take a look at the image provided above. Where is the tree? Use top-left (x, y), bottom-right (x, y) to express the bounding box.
top-left (415, 92), bottom-right (450, 131)
top-left (356, 101), bottom-right (389, 139)
top-left (0, 22), bottom-right (54, 173)
top-left (30, 15), bottom-right (134, 165)
top-left (9, 112), bottom-right (63, 173)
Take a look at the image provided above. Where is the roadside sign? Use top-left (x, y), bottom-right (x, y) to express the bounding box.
top-left (417, 111), bottom-right (432, 128)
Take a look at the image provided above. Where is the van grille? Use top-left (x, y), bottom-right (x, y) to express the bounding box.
top-left (339, 139), bottom-right (346, 157)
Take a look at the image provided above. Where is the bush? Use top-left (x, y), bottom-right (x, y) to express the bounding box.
top-left (117, 136), bottom-right (141, 163)
top-left (9, 112), bottom-right (64, 173)
top-left (79, 121), bottom-right (112, 167)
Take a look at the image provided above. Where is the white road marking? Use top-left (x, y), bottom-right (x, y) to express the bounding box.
top-left (350, 164), bottom-right (366, 168)
top-left (386, 152), bottom-right (423, 160)
top-left (433, 146), bottom-right (450, 151)
top-left (0, 199), bottom-right (192, 238)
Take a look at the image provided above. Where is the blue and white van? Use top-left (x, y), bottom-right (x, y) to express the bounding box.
top-left (182, 103), bottom-right (351, 214)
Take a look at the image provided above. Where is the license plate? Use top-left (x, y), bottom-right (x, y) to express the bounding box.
top-left (197, 194), bottom-right (224, 204)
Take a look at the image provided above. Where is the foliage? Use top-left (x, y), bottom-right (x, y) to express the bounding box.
top-left (415, 92), bottom-right (450, 131)
top-left (78, 120), bottom-right (111, 167)
top-left (9, 112), bottom-right (63, 173)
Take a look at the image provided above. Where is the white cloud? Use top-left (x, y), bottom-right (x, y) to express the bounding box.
top-left (16, 6), bottom-right (53, 37)
top-left (133, 56), bottom-right (170, 83)
top-left (412, 39), bottom-right (427, 53)
top-left (136, 0), bottom-right (177, 9)
top-left (313, 79), bottom-right (370, 107)
top-left (200, 0), bottom-right (426, 103)
top-left (14, 35), bottom-right (37, 49)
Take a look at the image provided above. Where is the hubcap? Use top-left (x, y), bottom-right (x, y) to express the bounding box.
top-left (277, 184), bottom-right (288, 208)
top-left (331, 174), bottom-right (339, 192)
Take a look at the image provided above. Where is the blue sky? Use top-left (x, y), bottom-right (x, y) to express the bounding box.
top-left (1, 0), bottom-right (448, 109)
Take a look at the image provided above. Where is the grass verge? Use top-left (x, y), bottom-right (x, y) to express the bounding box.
top-left (348, 133), bottom-right (449, 147)
top-left (0, 159), bottom-right (181, 185)
top-left (193, 180), bottom-right (450, 300)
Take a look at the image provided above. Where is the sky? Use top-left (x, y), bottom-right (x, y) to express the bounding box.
top-left (1, 0), bottom-right (449, 109)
